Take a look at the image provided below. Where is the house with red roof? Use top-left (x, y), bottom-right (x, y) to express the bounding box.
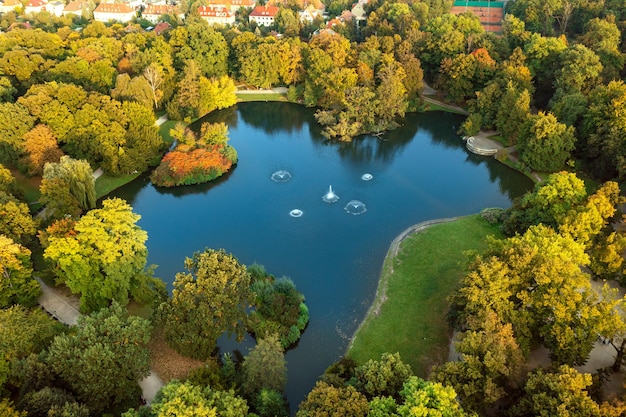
top-left (197, 5), bottom-right (235, 25)
top-left (142, 4), bottom-right (183, 23)
top-left (93, 2), bottom-right (136, 22)
top-left (153, 21), bottom-right (171, 35)
top-left (24, 0), bottom-right (47, 14)
top-left (248, 4), bottom-right (278, 27)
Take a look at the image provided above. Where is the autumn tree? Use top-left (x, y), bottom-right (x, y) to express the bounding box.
top-left (158, 248), bottom-right (252, 359)
top-left (43, 198), bottom-right (156, 312)
top-left (510, 366), bottom-right (601, 416)
top-left (0, 192), bottom-right (36, 245)
top-left (432, 311), bottom-right (524, 412)
top-left (0, 235), bottom-right (40, 308)
top-left (0, 102), bottom-right (35, 164)
top-left (47, 302), bottom-right (151, 414)
top-left (39, 156), bottom-right (95, 220)
top-left (503, 171), bottom-right (587, 235)
top-left (19, 124), bottom-right (64, 176)
top-left (368, 376), bottom-right (474, 416)
top-left (296, 382), bottom-right (369, 417)
top-left (123, 380), bottom-right (249, 417)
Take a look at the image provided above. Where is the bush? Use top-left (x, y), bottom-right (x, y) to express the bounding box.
top-left (150, 146), bottom-right (235, 187)
top-left (480, 207), bottom-right (506, 224)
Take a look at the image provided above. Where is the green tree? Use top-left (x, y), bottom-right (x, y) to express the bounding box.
top-left (0, 235), bottom-right (40, 308)
top-left (39, 156), bottom-right (95, 220)
top-left (296, 382), bottom-right (369, 417)
top-left (0, 305), bottom-right (62, 388)
top-left (354, 352), bottom-right (413, 400)
top-left (169, 21), bottom-right (228, 78)
top-left (47, 302), bottom-right (151, 414)
top-left (581, 80), bottom-right (626, 180)
top-left (43, 198), bottom-right (154, 312)
top-left (158, 248), bottom-right (252, 359)
top-left (517, 111), bottom-right (576, 172)
top-left (242, 335), bottom-right (287, 397)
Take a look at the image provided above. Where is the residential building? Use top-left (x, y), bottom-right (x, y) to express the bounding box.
top-left (197, 5), bottom-right (235, 25)
top-left (203, 0), bottom-right (255, 12)
top-left (62, 0), bottom-right (89, 16)
top-left (0, 0), bottom-right (22, 13)
top-left (142, 4), bottom-right (183, 23)
top-left (93, 2), bottom-right (136, 22)
top-left (248, 4), bottom-right (278, 27)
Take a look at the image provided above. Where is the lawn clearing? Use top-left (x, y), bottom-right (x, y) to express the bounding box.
top-left (159, 120), bottom-right (180, 146)
top-left (347, 214), bottom-right (504, 376)
top-left (95, 172), bottom-right (142, 199)
top-left (236, 92), bottom-right (288, 102)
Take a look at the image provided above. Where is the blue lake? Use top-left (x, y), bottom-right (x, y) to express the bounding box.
top-left (111, 102), bottom-right (533, 409)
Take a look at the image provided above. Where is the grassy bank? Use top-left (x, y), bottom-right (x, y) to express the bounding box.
top-left (347, 214), bottom-right (503, 376)
top-left (236, 92), bottom-right (288, 102)
top-left (95, 173), bottom-right (142, 199)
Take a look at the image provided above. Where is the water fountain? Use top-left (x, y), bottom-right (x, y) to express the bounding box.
top-left (361, 173), bottom-right (373, 181)
top-left (271, 170), bottom-right (292, 183)
top-left (322, 185), bottom-right (339, 203)
top-left (344, 200), bottom-right (367, 215)
top-left (289, 209), bottom-right (303, 217)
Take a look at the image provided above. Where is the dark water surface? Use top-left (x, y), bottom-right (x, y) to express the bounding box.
top-left (111, 102), bottom-right (533, 409)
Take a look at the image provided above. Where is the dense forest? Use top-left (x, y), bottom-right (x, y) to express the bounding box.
top-left (2, 0), bottom-right (626, 414)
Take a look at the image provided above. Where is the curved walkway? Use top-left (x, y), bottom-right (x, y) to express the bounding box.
top-left (36, 278), bottom-right (164, 404)
top-left (346, 217), bottom-right (458, 353)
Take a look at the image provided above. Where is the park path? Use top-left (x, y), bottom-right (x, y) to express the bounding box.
top-left (36, 278), bottom-right (164, 404)
top-left (236, 86), bottom-right (288, 95)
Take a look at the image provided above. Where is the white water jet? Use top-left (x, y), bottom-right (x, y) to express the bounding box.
top-left (344, 200), bottom-right (367, 215)
top-left (271, 170), bottom-right (292, 183)
top-left (322, 185), bottom-right (339, 203)
top-left (289, 209), bottom-right (303, 217)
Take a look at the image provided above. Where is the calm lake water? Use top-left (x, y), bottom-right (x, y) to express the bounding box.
top-left (111, 102), bottom-right (533, 409)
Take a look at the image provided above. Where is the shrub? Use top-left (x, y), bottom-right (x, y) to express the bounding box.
top-left (480, 207), bottom-right (506, 224)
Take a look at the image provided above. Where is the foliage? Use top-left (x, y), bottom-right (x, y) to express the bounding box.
top-left (151, 123), bottom-right (236, 187)
top-left (248, 268), bottom-right (309, 349)
top-left (397, 376), bottom-right (474, 416)
top-left (39, 155), bottom-right (95, 220)
top-left (158, 248), bottom-right (252, 360)
top-left (20, 387), bottom-right (87, 417)
top-left (502, 171), bottom-right (587, 235)
top-left (253, 389), bottom-right (289, 417)
top-left (517, 111), bottom-right (576, 172)
top-left (43, 198), bottom-right (155, 313)
top-left (0, 102), bottom-right (35, 164)
top-left (0, 191), bottom-right (37, 244)
top-left (241, 335), bottom-right (287, 397)
top-left (510, 365), bottom-right (601, 416)
top-left (296, 381), bottom-right (369, 417)
top-left (354, 352), bottom-right (413, 400)
top-left (0, 235), bottom-right (40, 308)
top-left (0, 399), bottom-right (25, 417)
top-left (432, 311), bottom-right (524, 412)
top-left (47, 302), bottom-right (151, 415)
top-left (0, 305), bottom-right (63, 389)
top-left (18, 124), bottom-right (64, 176)
top-left (138, 380), bottom-right (249, 417)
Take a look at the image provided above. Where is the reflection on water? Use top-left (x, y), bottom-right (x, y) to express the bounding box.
top-left (111, 103), bottom-right (533, 411)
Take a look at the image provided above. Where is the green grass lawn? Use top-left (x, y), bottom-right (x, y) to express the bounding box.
top-left (236, 92), bottom-right (288, 102)
top-left (95, 173), bottom-right (142, 199)
top-left (347, 214), bottom-right (504, 376)
top-left (159, 120), bottom-right (180, 146)
top-left (11, 169), bottom-right (42, 206)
